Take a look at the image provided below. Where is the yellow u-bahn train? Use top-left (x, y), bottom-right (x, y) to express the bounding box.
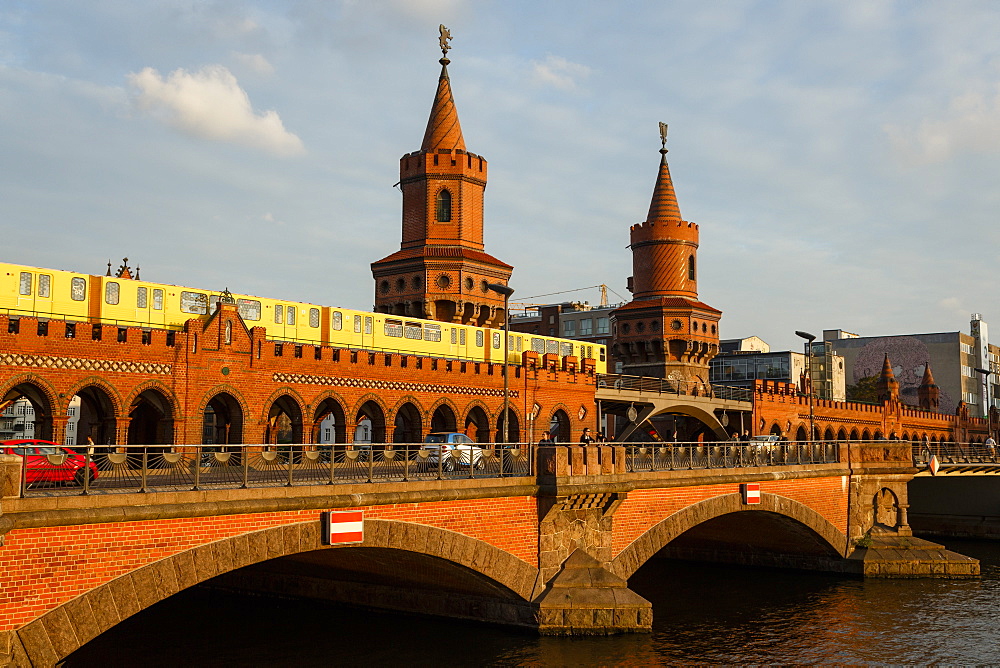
top-left (1, 261), bottom-right (607, 371)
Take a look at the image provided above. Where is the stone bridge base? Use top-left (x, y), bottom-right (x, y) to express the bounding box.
top-left (847, 534), bottom-right (980, 578)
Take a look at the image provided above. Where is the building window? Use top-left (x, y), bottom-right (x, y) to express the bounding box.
top-left (436, 189), bottom-right (452, 222)
top-left (564, 320), bottom-right (576, 336)
top-left (597, 317), bottom-right (609, 335)
top-left (688, 255), bottom-right (696, 281)
top-left (580, 319), bottom-right (593, 336)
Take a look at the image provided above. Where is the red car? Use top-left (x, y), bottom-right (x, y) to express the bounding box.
top-left (0, 439), bottom-right (99, 486)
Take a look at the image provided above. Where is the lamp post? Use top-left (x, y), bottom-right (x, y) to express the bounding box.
top-left (795, 330), bottom-right (816, 443)
top-left (487, 282), bottom-right (515, 444)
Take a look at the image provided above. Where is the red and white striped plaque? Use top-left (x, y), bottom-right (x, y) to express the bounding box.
top-left (321, 510), bottom-right (364, 545)
top-left (741, 483), bottom-right (761, 505)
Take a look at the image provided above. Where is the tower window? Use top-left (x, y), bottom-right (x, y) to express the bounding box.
top-left (688, 255), bottom-right (696, 281)
top-left (436, 189), bottom-right (452, 222)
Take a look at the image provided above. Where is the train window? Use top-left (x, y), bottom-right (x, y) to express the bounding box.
top-left (424, 323), bottom-right (442, 342)
top-left (531, 338), bottom-right (545, 354)
top-left (600, 348), bottom-right (606, 362)
top-left (180, 291), bottom-right (208, 314)
top-left (460, 329), bottom-right (466, 345)
top-left (19, 273), bottom-right (31, 296)
top-left (364, 316), bottom-right (372, 334)
top-left (385, 319), bottom-right (403, 337)
top-left (309, 308), bottom-right (320, 328)
top-left (287, 306), bottom-right (295, 325)
top-left (476, 331), bottom-right (484, 347)
top-left (546, 340), bottom-right (559, 355)
top-left (274, 305), bottom-right (283, 324)
top-left (354, 315), bottom-right (362, 333)
top-left (38, 275), bottom-right (51, 298)
top-left (238, 299), bottom-right (261, 321)
top-left (404, 322), bottom-right (422, 339)
top-left (332, 311), bottom-right (343, 331)
top-left (153, 289), bottom-right (164, 310)
top-left (451, 328), bottom-right (457, 344)
top-left (71, 278), bottom-right (86, 301)
top-left (105, 282), bottom-right (120, 305)
top-left (561, 342), bottom-right (573, 357)
top-left (493, 332), bottom-right (501, 349)
top-left (137, 287), bottom-right (147, 309)
top-left (517, 336), bottom-right (523, 352)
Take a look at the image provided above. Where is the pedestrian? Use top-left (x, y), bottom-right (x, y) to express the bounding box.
top-left (538, 431), bottom-right (554, 446)
top-left (580, 428), bottom-right (595, 445)
top-left (595, 431), bottom-right (606, 443)
top-left (987, 435), bottom-right (996, 459)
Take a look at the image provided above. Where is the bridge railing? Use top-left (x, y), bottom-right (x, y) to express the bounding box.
top-left (912, 441), bottom-right (999, 466)
top-left (596, 374), bottom-right (753, 403)
top-left (10, 442), bottom-right (534, 497)
top-left (619, 440), bottom-right (840, 472)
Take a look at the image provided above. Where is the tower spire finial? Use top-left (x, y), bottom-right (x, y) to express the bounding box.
top-left (438, 24), bottom-right (452, 66)
top-left (658, 121), bottom-right (668, 153)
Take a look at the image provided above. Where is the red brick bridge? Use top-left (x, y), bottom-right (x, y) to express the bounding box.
top-left (0, 440), bottom-right (978, 666)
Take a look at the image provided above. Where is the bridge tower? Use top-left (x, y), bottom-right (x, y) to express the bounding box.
top-left (371, 30), bottom-right (512, 327)
top-left (612, 128), bottom-right (720, 388)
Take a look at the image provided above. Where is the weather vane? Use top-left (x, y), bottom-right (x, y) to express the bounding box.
top-left (658, 122), bottom-right (668, 150)
top-left (439, 24), bottom-right (452, 56)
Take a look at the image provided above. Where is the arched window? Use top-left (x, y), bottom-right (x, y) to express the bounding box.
top-left (688, 255), bottom-right (696, 281)
top-left (436, 189), bottom-right (452, 222)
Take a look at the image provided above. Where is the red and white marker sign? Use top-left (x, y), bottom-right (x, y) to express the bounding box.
top-left (928, 455), bottom-right (940, 476)
top-left (321, 510), bottom-right (364, 545)
top-left (741, 483), bottom-right (761, 505)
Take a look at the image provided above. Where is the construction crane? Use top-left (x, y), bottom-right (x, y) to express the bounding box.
top-left (509, 284), bottom-right (616, 310)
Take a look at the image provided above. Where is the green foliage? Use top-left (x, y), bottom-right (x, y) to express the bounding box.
top-left (847, 375), bottom-right (880, 404)
top-left (854, 530), bottom-right (873, 549)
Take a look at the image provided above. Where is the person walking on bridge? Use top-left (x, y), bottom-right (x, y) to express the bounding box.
top-left (580, 428), bottom-right (595, 445)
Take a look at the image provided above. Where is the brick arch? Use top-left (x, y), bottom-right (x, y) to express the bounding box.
top-left (259, 387), bottom-right (308, 422)
top-left (308, 389), bottom-right (351, 418)
top-left (426, 396), bottom-right (460, 421)
top-left (63, 376), bottom-right (124, 416)
top-left (0, 372), bottom-right (59, 411)
top-left (12, 519), bottom-right (538, 666)
top-left (123, 379), bottom-right (180, 419)
top-left (610, 492), bottom-right (847, 580)
top-left (196, 384), bottom-right (252, 421)
top-left (388, 394), bottom-right (427, 422)
top-left (350, 392), bottom-right (389, 421)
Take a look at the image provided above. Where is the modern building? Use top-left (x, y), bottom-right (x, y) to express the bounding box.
top-left (710, 338), bottom-right (846, 401)
top-left (511, 300), bottom-right (618, 369)
top-left (1, 397), bottom-right (81, 444)
top-left (824, 314), bottom-right (1000, 416)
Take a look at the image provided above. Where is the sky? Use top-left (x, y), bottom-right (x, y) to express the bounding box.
top-left (2, 0), bottom-right (999, 351)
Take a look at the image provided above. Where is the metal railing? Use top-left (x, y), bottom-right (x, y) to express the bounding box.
top-left (13, 443), bottom-right (534, 497)
top-left (596, 374), bottom-right (753, 403)
top-left (620, 440), bottom-right (840, 472)
top-left (913, 441), bottom-right (1000, 466)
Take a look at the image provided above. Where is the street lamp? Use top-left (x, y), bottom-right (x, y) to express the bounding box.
top-left (795, 330), bottom-right (816, 443)
top-left (487, 282), bottom-right (515, 444)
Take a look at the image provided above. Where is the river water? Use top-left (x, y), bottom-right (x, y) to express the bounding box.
top-left (65, 538), bottom-right (1000, 666)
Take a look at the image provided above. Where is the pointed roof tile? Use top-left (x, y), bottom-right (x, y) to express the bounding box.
top-left (421, 59), bottom-right (466, 152)
top-left (645, 149), bottom-right (683, 225)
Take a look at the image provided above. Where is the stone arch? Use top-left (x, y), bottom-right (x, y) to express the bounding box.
top-left (849, 427), bottom-right (860, 440)
top-left (768, 422), bottom-right (783, 437)
top-left (823, 427), bottom-right (835, 441)
top-left (610, 492), bottom-right (847, 580)
top-left (429, 400), bottom-right (458, 433)
top-left (0, 374), bottom-right (59, 442)
top-left (124, 381), bottom-right (178, 446)
top-left (548, 406), bottom-right (571, 443)
top-left (837, 427), bottom-right (847, 440)
top-left (794, 425), bottom-right (808, 441)
top-left (10, 519), bottom-right (538, 667)
top-left (494, 405), bottom-right (521, 443)
top-left (353, 395), bottom-right (388, 443)
top-left (390, 399), bottom-right (423, 443)
top-left (861, 428), bottom-right (871, 440)
top-left (463, 403), bottom-right (491, 442)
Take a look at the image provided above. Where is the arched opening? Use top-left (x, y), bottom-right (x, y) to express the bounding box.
top-left (769, 422), bottom-right (783, 437)
top-left (266, 395), bottom-right (303, 444)
top-left (203, 393), bottom-right (244, 445)
top-left (849, 428), bottom-right (860, 440)
top-left (464, 406), bottom-right (490, 443)
top-left (837, 427), bottom-right (847, 441)
top-left (549, 409), bottom-right (570, 443)
top-left (436, 189), bottom-right (452, 222)
top-left (430, 404), bottom-right (457, 434)
top-left (314, 398), bottom-right (347, 445)
top-left (126, 388), bottom-right (174, 446)
top-left (823, 427), bottom-right (834, 441)
top-left (356, 401), bottom-right (386, 444)
top-left (795, 425), bottom-right (808, 441)
top-left (687, 254), bottom-right (696, 281)
top-left (392, 402), bottom-right (422, 443)
top-left (1, 381), bottom-right (56, 442)
top-left (74, 385), bottom-right (117, 446)
top-left (495, 408), bottom-right (520, 444)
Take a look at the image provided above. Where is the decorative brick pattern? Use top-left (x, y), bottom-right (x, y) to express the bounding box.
top-left (0, 353), bottom-right (171, 375)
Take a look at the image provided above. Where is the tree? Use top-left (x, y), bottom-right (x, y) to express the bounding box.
top-left (847, 376), bottom-right (879, 403)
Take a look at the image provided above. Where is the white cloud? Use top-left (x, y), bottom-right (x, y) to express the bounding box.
top-left (886, 84), bottom-right (1000, 164)
top-left (530, 55), bottom-right (591, 91)
top-left (127, 65), bottom-right (304, 156)
top-left (232, 52), bottom-right (275, 76)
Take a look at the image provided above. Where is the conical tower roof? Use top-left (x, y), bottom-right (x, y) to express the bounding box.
top-left (420, 58), bottom-right (466, 152)
top-left (645, 148), bottom-right (683, 225)
top-left (920, 362), bottom-right (938, 388)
